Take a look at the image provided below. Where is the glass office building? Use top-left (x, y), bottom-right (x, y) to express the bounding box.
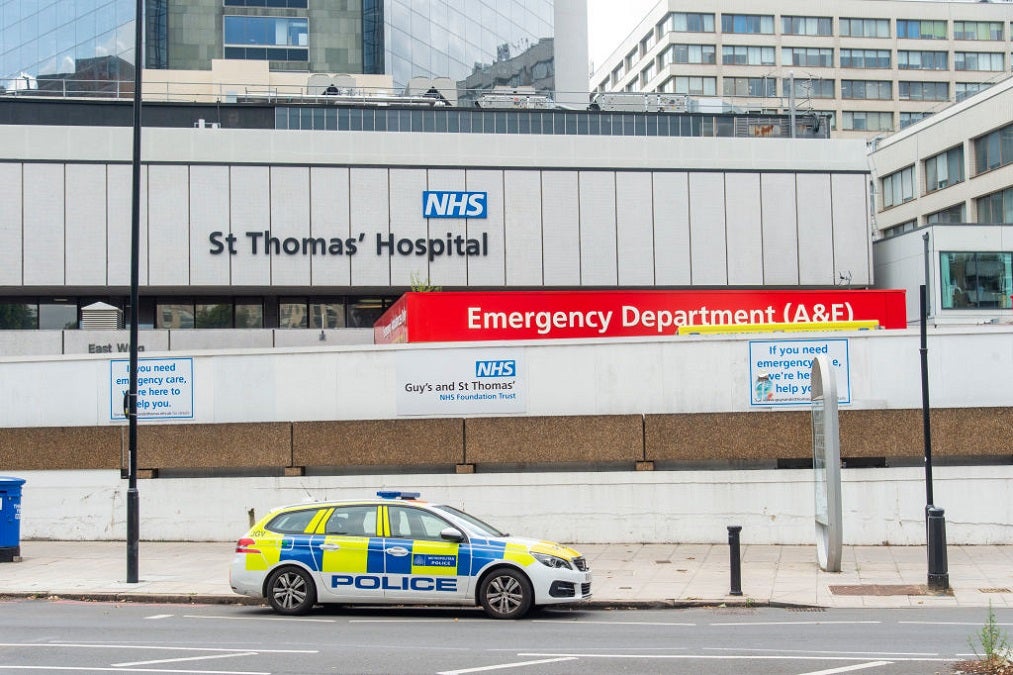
top-left (1, 0), bottom-right (570, 101)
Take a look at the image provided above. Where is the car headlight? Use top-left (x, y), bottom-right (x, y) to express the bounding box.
top-left (532, 552), bottom-right (573, 570)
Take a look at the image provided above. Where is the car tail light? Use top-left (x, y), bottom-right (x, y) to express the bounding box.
top-left (235, 538), bottom-right (260, 554)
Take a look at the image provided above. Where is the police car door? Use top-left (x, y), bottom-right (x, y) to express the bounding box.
top-left (314, 504), bottom-right (386, 602)
top-left (381, 505), bottom-right (469, 602)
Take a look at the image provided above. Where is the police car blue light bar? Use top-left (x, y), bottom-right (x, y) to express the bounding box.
top-left (376, 490), bottom-right (421, 500)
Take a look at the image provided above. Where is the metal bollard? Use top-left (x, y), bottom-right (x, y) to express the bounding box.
top-left (926, 506), bottom-right (949, 591)
top-left (728, 525), bottom-right (743, 596)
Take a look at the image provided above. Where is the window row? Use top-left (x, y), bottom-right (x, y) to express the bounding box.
top-left (646, 46), bottom-right (1005, 72)
top-left (0, 297), bottom-right (397, 331)
top-left (658, 12), bottom-right (1006, 40)
top-left (274, 105), bottom-right (826, 138)
top-left (974, 122), bottom-right (1013, 174)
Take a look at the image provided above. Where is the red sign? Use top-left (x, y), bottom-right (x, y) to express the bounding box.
top-left (373, 290), bottom-right (907, 344)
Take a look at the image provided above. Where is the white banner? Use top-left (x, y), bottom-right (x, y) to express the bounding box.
top-left (396, 348), bottom-right (525, 416)
top-left (110, 357), bottom-right (194, 420)
top-left (748, 338), bottom-right (851, 406)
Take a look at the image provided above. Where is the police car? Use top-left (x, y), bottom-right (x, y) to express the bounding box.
top-left (229, 491), bottom-right (591, 619)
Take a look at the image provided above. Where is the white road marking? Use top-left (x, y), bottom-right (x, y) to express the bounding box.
top-left (0, 667), bottom-right (267, 674)
top-left (532, 619), bottom-right (696, 626)
top-left (900, 621), bottom-right (1013, 626)
top-left (705, 647), bottom-right (937, 657)
top-left (349, 618), bottom-right (464, 623)
top-left (518, 652), bottom-right (954, 662)
top-left (0, 643), bottom-right (315, 654)
top-left (113, 652), bottom-right (258, 667)
top-left (710, 621), bottom-right (882, 627)
top-left (145, 614), bottom-right (174, 620)
top-left (183, 614), bottom-right (335, 623)
top-left (437, 657), bottom-right (578, 674)
top-left (795, 661), bottom-right (893, 675)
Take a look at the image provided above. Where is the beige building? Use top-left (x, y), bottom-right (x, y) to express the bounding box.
top-left (591, 0), bottom-right (1012, 138)
top-left (871, 75), bottom-right (1013, 322)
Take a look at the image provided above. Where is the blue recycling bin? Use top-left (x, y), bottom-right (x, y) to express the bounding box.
top-left (0, 476), bottom-right (26, 562)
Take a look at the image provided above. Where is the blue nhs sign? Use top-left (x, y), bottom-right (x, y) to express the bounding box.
top-left (475, 360), bottom-right (516, 377)
top-left (422, 191), bottom-right (487, 219)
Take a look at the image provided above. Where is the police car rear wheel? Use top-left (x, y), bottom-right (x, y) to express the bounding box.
top-left (266, 567), bottom-right (315, 615)
top-left (479, 568), bottom-right (532, 620)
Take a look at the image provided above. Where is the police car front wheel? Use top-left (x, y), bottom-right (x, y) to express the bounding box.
top-left (266, 566), bottom-right (316, 615)
top-left (479, 568), bottom-right (533, 620)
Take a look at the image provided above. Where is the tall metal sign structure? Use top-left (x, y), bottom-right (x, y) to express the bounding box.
top-left (811, 355), bottom-right (842, 572)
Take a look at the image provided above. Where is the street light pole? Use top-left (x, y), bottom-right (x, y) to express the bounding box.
top-left (126, 0), bottom-right (143, 584)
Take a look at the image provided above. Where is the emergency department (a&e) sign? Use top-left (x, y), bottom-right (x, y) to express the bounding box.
top-left (110, 357), bottom-right (194, 420)
top-left (396, 349), bottom-right (525, 416)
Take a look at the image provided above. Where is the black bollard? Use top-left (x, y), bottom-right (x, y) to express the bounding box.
top-left (728, 525), bottom-right (743, 596)
top-left (927, 506), bottom-right (949, 591)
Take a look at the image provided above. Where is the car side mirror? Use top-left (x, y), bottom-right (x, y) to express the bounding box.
top-left (440, 527), bottom-right (464, 543)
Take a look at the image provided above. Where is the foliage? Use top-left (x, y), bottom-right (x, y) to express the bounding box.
top-left (410, 272), bottom-right (441, 292)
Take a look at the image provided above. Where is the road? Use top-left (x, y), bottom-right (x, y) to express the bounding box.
top-left (0, 599), bottom-right (1007, 674)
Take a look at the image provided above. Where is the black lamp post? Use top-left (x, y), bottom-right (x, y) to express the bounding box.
top-left (126, 0), bottom-right (144, 585)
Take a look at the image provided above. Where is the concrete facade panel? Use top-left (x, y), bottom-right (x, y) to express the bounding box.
top-left (426, 168), bottom-right (468, 287)
top-left (228, 166), bottom-right (271, 286)
top-left (761, 173), bottom-right (800, 285)
top-left (189, 165), bottom-right (231, 287)
top-left (578, 171), bottom-right (618, 285)
top-left (463, 169), bottom-right (504, 287)
top-left (268, 166), bottom-right (312, 287)
top-left (615, 172), bottom-right (655, 286)
top-left (309, 167), bottom-right (352, 287)
top-left (688, 172), bottom-right (727, 285)
top-left (147, 165), bottom-right (191, 287)
top-left (22, 163), bottom-right (65, 286)
top-left (832, 173), bottom-right (872, 286)
top-left (541, 171), bottom-right (580, 285)
top-left (65, 164), bottom-right (108, 286)
top-left (652, 172), bottom-right (691, 285)
top-left (349, 168), bottom-right (391, 286)
top-left (0, 163), bottom-right (23, 286)
top-left (503, 170), bottom-right (542, 286)
top-left (797, 173), bottom-right (836, 286)
top-left (724, 172), bottom-right (763, 286)
top-left (389, 169), bottom-right (429, 287)
top-left (293, 419), bottom-right (463, 467)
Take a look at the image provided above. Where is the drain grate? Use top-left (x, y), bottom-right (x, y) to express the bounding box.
top-left (788, 606), bottom-right (828, 612)
top-left (979, 588), bottom-right (1011, 593)
top-left (830, 584), bottom-right (944, 596)
top-left (654, 560), bottom-right (671, 564)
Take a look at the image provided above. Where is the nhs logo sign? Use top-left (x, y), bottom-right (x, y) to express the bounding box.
top-left (422, 191), bottom-right (487, 219)
top-left (475, 360), bottom-right (516, 377)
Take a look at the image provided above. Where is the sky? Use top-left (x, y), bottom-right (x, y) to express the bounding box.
top-left (586, 0), bottom-right (661, 72)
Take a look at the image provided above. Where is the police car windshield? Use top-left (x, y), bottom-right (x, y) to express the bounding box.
top-left (431, 505), bottom-right (507, 537)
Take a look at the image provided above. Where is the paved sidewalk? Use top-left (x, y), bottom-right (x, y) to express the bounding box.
top-left (0, 541), bottom-right (1010, 609)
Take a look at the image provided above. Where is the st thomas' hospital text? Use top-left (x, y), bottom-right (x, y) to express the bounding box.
top-left (209, 231), bottom-right (489, 262)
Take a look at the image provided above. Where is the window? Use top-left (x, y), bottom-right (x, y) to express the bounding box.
top-left (722, 45), bottom-right (774, 66)
top-left (664, 44), bottom-right (716, 65)
top-left (640, 61), bottom-right (656, 85)
top-left (156, 298), bottom-right (264, 329)
top-left (897, 20), bottom-right (947, 40)
top-left (977, 188), bottom-right (1013, 224)
top-left (925, 146), bottom-right (964, 193)
top-left (223, 15), bottom-right (308, 61)
top-left (624, 47), bottom-right (638, 72)
top-left (225, 0), bottom-right (307, 6)
top-left (840, 18), bottom-right (890, 38)
top-left (663, 12), bottom-right (714, 33)
top-left (840, 49), bottom-right (891, 69)
top-left (388, 506), bottom-right (453, 540)
top-left (898, 81), bottom-right (948, 101)
top-left (940, 252), bottom-right (1012, 310)
top-left (720, 14), bottom-right (774, 35)
top-left (974, 122), bottom-right (1013, 174)
top-left (956, 82), bottom-right (991, 101)
top-left (323, 505), bottom-right (378, 537)
top-left (781, 47), bottom-right (833, 68)
top-left (267, 508), bottom-right (321, 534)
top-left (195, 302), bottom-right (233, 328)
top-left (881, 166), bottom-right (914, 208)
top-left (954, 21), bottom-right (1004, 41)
top-left (0, 302), bottom-right (37, 329)
top-left (781, 16), bottom-right (832, 36)
top-left (900, 112), bottom-right (932, 129)
top-left (897, 50), bottom-right (947, 70)
top-left (640, 31), bottom-right (656, 56)
top-left (668, 76), bottom-right (716, 95)
top-left (955, 52), bottom-right (1004, 72)
top-left (841, 80), bottom-right (892, 100)
top-left (926, 203), bottom-right (966, 224)
top-left (722, 77), bottom-right (776, 97)
top-left (784, 78), bottom-right (834, 99)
